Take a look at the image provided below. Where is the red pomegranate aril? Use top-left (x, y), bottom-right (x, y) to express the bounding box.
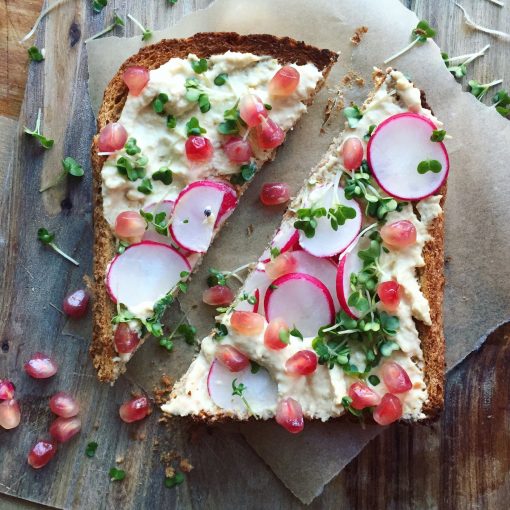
top-left (28, 440), bottom-right (57, 469)
top-left (342, 137), bottom-right (364, 170)
top-left (264, 318), bottom-right (290, 350)
top-left (185, 135), bottom-right (214, 163)
top-left (348, 381), bottom-right (381, 410)
top-left (49, 416), bottom-right (81, 443)
top-left (373, 393), bottom-right (403, 425)
top-left (381, 361), bottom-right (413, 394)
top-left (230, 311), bottom-right (265, 336)
top-left (203, 285), bottom-right (234, 306)
top-left (0, 380), bottom-right (15, 400)
top-left (285, 350), bottom-right (318, 376)
top-left (265, 252), bottom-right (298, 280)
top-left (276, 397), bottom-right (304, 433)
top-left (114, 323), bottom-right (141, 354)
top-left (377, 281), bottom-right (402, 312)
top-left (62, 289), bottom-right (90, 318)
top-left (122, 65), bottom-right (150, 96)
top-left (49, 392), bottom-right (79, 418)
top-left (215, 345), bottom-right (250, 372)
top-left (268, 66), bottom-right (300, 97)
top-left (0, 399), bottom-right (21, 429)
top-left (380, 220), bottom-right (417, 249)
top-left (239, 94), bottom-right (268, 127)
top-left (254, 118), bottom-right (285, 150)
top-left (98, 122), bottom-right (128, 153)
top-left (223, 136), bottom-right (253, 163)
top-left (114, 211), bottom-right (147, 241)
top-left (119, 396), bottom-right (151, 423)
top-left (24, 352), bottom-right (58, 379)
top-left (260, 182), bottom-right (291, 206)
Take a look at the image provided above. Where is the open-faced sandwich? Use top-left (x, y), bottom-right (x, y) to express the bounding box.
top-left (162, 68), bottom-right (449, 432)
top-left (91, 32), bottom-right (338, 383)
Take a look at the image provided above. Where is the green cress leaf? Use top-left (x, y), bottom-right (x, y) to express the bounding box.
top-left (166, 114), bottom-right (177, 129)
top-left (24, 109), bottom-right (54, 149)
top-left (185, 117), bottom-right (206, 136)
top-left (109, 467), bottom-right (126, 481)
top-left (38, 228), bottom-right (79, 265)
top-left (412, 20), bottom-right (436, 42)
top-left (430, 129), bottom-right (446, 142)
top-left (379, 340), bottom-right (400, 357)
top-left (417, 159), bottom-right (442, 174)
top-left (177, 323), bottom-right (197, 345)
top-left (250, 361), bottom-right (261, 374)
top-left (62, 157), bottom-right (84, 177)
top-left (214, 73), bottom-right (228, 85)
top-left (164, 472), bottom-right (185, 488)
top-left (85, 442), bottom-right (98, 457)
top-left (152, 167), bottom-right (173, 185)
top-left (343, 105), bottom-right (363, 128)
top-left (368, 374), bottom-right (380, 386)
top-left (198, 93), bottom-right (211, 113)
top-left (290, 327), bottom-right (304, 340)
top-left (241, 162), bottom-right (256, 181)
top-left (363, 124), bottom-right (376, 141)
top-left (167, 0), bottom-right (178, 4)
top-left (152, 93), bottom-right (169, 114)
top-left (28, 46), bottom-right (44, 62)
top-left (492, 89), bottom-right (510, 117)
top-left (213, 323), bottom-right (228, 340)
top-left (92, 0), bottom-right (108, 13)
top-left (191, 58), bottom-right (208, 74)
top-left (137, 177), bottom-right (153, 195)
top-left (217, 119), bottom-right (238, 135)
top-left (125, 137), bottom-right (141, 155)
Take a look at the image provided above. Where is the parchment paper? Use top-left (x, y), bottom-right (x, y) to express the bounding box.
top-left (87, 0), bottom-right (510, 503)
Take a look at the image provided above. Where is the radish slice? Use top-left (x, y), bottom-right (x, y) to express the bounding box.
top-left (106, 241), bottom-right (191, 309)
top-left (336, 244), bottom-right (364, 319)
top-left (142, 229), bottom-right (174, 247)
top-left (298, 185), bottom-right (361, 258)
top-left (259, 223), bottom-right (299, 263)
top-left (264, 273), bottom-right (335, 337)
top-left (235, 270), bottom-right (271, 314)
top-left (207, 360), bottom-right (277, 413)
top-left (367, 112), bottom-right (449, 201)
top-left (143, 200), bottom-right (174, 218)
top-left (170, 180), bottom-right (238, 253)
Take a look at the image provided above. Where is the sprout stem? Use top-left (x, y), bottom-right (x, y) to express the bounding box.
top-left (384, 38), bottom-right (419, 65)
top-left (20, 0), bottom-right (70, 43)
top-left (49, 243), bottom-right (79, 266)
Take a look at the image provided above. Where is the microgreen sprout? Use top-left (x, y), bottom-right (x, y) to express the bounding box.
top-left (207, 263), bottom-right (253, 287)
top-left (37, 228), bottom-right (79, 266)
top-left (20, 0), bottom-right (71, 43)
top-left (491, 89), bottom-right (510, 117)
top-left (343, 104), bottom-right (363, 128)
top-left (468, 79), bottom-right (503, 101)
top-left (384, 20), bottom-right (436, 64)
top-left (116, 138), bottom-right (148, 181)
top-left (39, 157), bottom-right (84, 192)
top-left (85, 442), bottom-right (98, 457)
top-left (214, 73), bottom-right (228, 86)
top-left (417, 159), bottom-right (442, 174)
top-left (217, 100), bottom-right (243, 135)
top-left (232, 378), bottom-right (255, 416)
top-left (28, 46), bottom-right (44, 62)
top-left (152, 167), bottom-right (173, 185)
top-left (85, 13), bottom-right (125, 43)
top-left (127, 14), bottom-right (153, 41)
top-left (24, 109), bottom-right (54, 150)
top-left (442, 44), bottom-right (490, 79)
top-left (92, 0), bottom-right (107, 13)
top-left (230, 161), bottom-right (257, 185)
top-left (185, 117), bottom-right (206, 136)
top-left (109, 467), bottom-right (126, 482)
top-left (430, 129), bottom-right (446, 142)
top-left (140, 209), bottom-right (169, 235)
top-left (159, 315), bottom-right (196, 351)
top-left (164, 472), bottom-right (185, 488)
top-left (184, 79), bottom-right (211, 113)
top-left (191, 58), bottom-right (208, 74)
top-left (455, 3), bottom-right (510, 41)
top-left (137, 177), bottom-right (153, 195)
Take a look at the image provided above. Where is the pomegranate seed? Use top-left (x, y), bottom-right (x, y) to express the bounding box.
top-left (24, 352), bottom-right (58, 379)
top-left (380, 220), bottom-right (417, 249)
top-left (253, 118), bottom-right (285, 150)
top-left (373, 393), bottom-right (403, 425)
top-left (377, 281), bottom-right (402, 312)
top-left (264, 252), bottom-right (298, 280)
top-left (264, 318), bottom-right (289, 350)
top-left (49, 416), bottom-right (81, 443)
top-left (268, 66), bottom-right (300, 97)
top-left (260, 182), bottom-right (291, 206)
top-left (230, 311), bottom-right (265, 336)
top-left (203, 285), bottom-right (234, 306)
top-left (62, 289), bottom-right (89, 318)
top-left (348, 381), bottom-right (381, 410)
top-left (0, 399), bottom-right (21, 429)
top-left (215, 345), bottom-right (250, 372)
top-left (28, 440), bottom-right (57, 469)
top-left (223, 136), bottom-right (253, 163)
top-left (98, 122), bottom-right (128, 153)
top-left (114, 211), bottom-right (146, 241)
top-left (0, 380), bottom-right (15, 400)
top-left (49, 392), bottom-right (79, 418)
top-left (114, 323), bottom-right (141, 354)
top-left (276, 397), bottom-right (304, 433)
top-left (381, 361), bottom-right (412, 393)
top-left (122, 65), bottom-right (150, 96)
top-left (342, 137), bottom-right (364, 170)
top-left (119, 396), bottom-right (151, 423)
top-left (185, 136), bottom-right (214, 163)
top-left (239, 94), bottom-right (268, 127)
top-left (285, 350), bottom-right (318, 376)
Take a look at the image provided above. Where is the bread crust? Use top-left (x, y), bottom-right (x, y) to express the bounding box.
top-left (91, 33), bottom-right (337, 382)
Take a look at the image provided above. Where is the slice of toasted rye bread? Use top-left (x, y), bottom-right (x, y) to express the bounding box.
top-left (91, 33), bottom-right (338, 383)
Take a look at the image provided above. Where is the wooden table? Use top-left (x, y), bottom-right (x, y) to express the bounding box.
top-left (1, 1), bottom-right (509, 508)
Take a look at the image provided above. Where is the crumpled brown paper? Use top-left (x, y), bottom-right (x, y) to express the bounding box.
top-left (87, 0), bottom-right (510, 503)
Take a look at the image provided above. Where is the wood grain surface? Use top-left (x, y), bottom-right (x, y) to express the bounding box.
top-left (1, 1), bottom-right (509, 509)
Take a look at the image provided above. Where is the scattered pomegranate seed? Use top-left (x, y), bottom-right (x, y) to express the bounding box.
top-left (348, 381), bottom-right (381, 410)
top-left (49, 392), bottom-right (79, 418)
top-left (285, 350), bottom-right (318, 376)
top-left (0, 380), bottom-right (15, 400)
top-left (268, 66), bottom-right (300, 97)
top-left (264, 318), bottom-right (290, 350)
top-left (28, 440), bottom-right (57, 469)
top-left (223, 136), bottom-right (253, 163)
top-left (119, 396), bottom-right (151, 423)
top-left (380, 220), bottom-right (417, 249)
top-left (377, 281), bottom-right (402, 312)
top-left (114, 323), bottom-right (141, 354)
top-left (49, 416), bottom-right (82, 443)
top-left (215, 345), bottom-right (250, 372)
top-left (203, 285), bottom-right (234, 306)
top-left (264, 252), bottom-right (298, 280)
top-left (253, 118), bottom-right (285, 150)
top-left (62, 289), bottom-right (89, 318)
top-left (373, 393), bottom-right (403, 425)
top-left (122, 65), bottom-right (150, 96)
top-left (98, 122), bottom-right (128, 153)
top-left (260, 182), bottom-right (291, 206)
top-left (275, 397), bottom-right (304, 433)
top-left (24, 352), bottom-right (58, 379)
top-left (114, 211), bottom-right (147, 241)
top-left (0, 399), bottom-right (21, 429)
top-left (230, 311), bottom-right (265, 336)
top-left (185, 135), bottom-right (214, 163)
top-left (239, 94), bottom-right (268, 127)
top-left (342, 137), bottom-right (364, 170)
top-left (381, 361), bottom-right (412, 394)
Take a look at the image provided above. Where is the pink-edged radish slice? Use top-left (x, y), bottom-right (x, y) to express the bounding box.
top-left (142, 229), bottom-right (174, 247)
top-left (170, 180), bottom-right (238, 253)
top-left (143, 200), bottom-right (174, 217)
top-left (106, 241), bottom-right (191, 309)
top-left (264, 273), bottom-right (335, 337)
top-left (367, 112), bottom-right (449, 201)
top-left (207, 359), bottom-right (277, 413)
top-left (298, 186), bottom-right (361, 258)
top-left (336, 244), bottom-right (364, 319)
top-left (259, 223), bottom-right (299, 263)
top-left (235, 270), bottom-right (271, 314)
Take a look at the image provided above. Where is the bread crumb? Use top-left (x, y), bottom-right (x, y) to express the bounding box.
top-left (351, 26), bottom-right (368, 45)
top-left (116, 455), bottom-right (125, 464)
top-left (247, 224), bottom-right (254, 237)
top-left (180, 458), bottom-right (193, 473)
top-left (165, 466), bottom-right (176, 479)
top-left (341, 71), bottom-right (365, 88)
top-left (322, 90), bottom-right (345, 131)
